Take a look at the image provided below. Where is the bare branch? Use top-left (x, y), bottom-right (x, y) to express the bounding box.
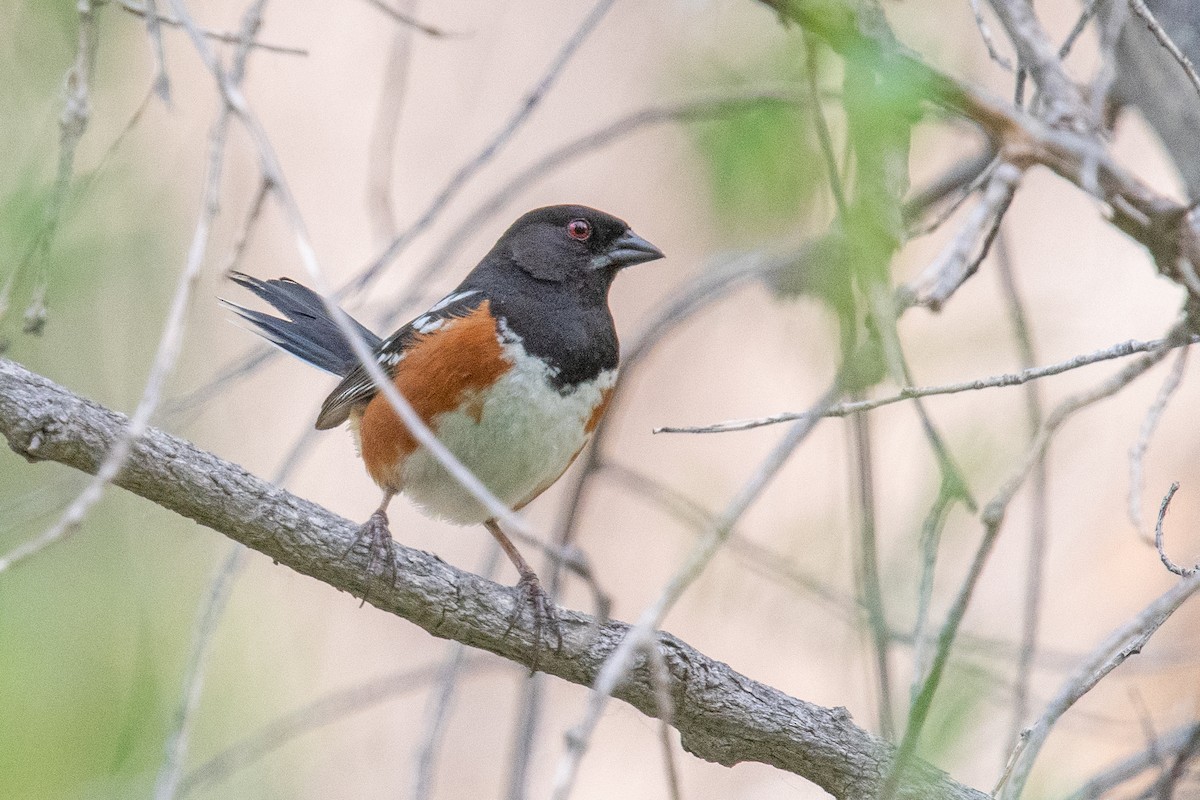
top-left (551, 385), bottom-right (842, 800)
top-left (888, 327), bottom-right (1181, 795)
top-left (0, 358), bottom-right (989, 800)
top-left (756, 0), bottom-right (1200, 303)
top-left (154, 545), bottom-right (244, 799)
top-left (996, 567), bottom-right (1200, 798)
top-left (356, 0), bottom-right (450, 37)
top-left (969, 0), bottom-right (1014, 70)
top-left (909, 161), bottom-right (1023, 310)
top-left (178, 658), bottom-right (508, 796)
top-left (655, 333), bottom-right (1199, 435)
top-left (1066, 720), bottom-right (1200, 800)
top-left (646, 643), bottom-right (684, 800)
top-left (219, 178), bottom-right (271, 276)
top-left (1060, 0), bottom-right (1102, 61)
top-left (169, 88), bottom-right (807, 415)
top-left (7, 0), bottom-right (98, 336)
top-left (413, 546), bottom-right (500, 800)
top-left (165, 0), bottom-right (549, 543)
top-left (349, 0), bottom-right (617, 294)
top-left (366, 0), bottom-right (420, 243)
top-left (1129, 346), bottom-right (1189, 538)
top-left (113, 0), bottom-right (308, 56)
top-left (984, 0), bottom-right (1090, 125)
top-left (1154, 483), bottom-right (1199, 577)
top-left (849, 408), bottom-right (895, 738)
top-left (909, 486), bottom-right (955, 706)
top-left (994, 229), bottom-right (1049, 761)
top-left (0, 0), bottom-right (242, 576)
top-left (1127, 0), bottom-right (1200, 100)
top-left (141, 0), bottom-right (172, 101)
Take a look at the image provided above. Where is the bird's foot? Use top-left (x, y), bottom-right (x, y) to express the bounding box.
top-left (340, 509), bottom-right (397, 606)
top-left (504, 570), bottom-right (563, 673)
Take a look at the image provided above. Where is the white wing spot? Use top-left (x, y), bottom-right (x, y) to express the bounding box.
top-left (428, 289), bottom-right (478, 313)
top-left (412, 315), bottom-right (446, 334)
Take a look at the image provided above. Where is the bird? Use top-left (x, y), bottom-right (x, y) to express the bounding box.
top-left (224, 204), bottom-right (663, 654)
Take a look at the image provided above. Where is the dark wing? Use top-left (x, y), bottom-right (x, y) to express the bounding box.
top-left (314, 289), bottom-right (487, 430)
top-left (224, 272), bottom-right (382, 377)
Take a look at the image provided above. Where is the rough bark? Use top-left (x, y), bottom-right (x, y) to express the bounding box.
top-left (0, 358), bottom-right (987, 800)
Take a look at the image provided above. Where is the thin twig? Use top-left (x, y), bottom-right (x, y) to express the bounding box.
top-left (412, 546), bottom-right (501, 800)
top-left (356, 0), bottom-right (450, 37)
top-left (1154, 483), bottom-right (1198, 577)
top-left (348, 0), bottom-right (617, 294)
top-left (219, 178), bottom-right (271, 276)
top-left (1127, 0), bottom-right (1200, 100)
top-left (870, 284), bottom-right (980, 522)
top-left (366, 0), bottom-right (420, 244)
top-left (910, 161), bottom-right (1023, 310)
top-left (149, 7), bottom-right (268, 798)
top-left (909, 486), bottom-right (955, 705)
top-left (887, 327), bottom-right (1182, 797)
top-left (906, 157), bottom-right (998, 240)
top-left (903, 150), bottom-right (996, 235)
top-left (646, 644), bottom-right (683, 800)
top-left (1060, 0), bottom-right (1102, 60)
top-left (77, 83), bottom-right (157, 196)
top-left (1153, 723), bottom-right (1200, 799)
top-left (142, 0), bottom-right (172, 101)
top-left (994, 228), bottom-right (1048, 761)
top-left (599, 461), bottom-right (855, 616)
top-left (178, 658), bottom-right (506, 796)
top-left (0, 0), bottom-right (225, 576)
top-left (169, 88), bottom-right (806, 415)
top-left (995, 568), bottom-right (1200, 799)
top-left (164, 0), bottom-right (550, 544)
top-left (113, 0), bottom-right (307, 55)
top-left (1066, 720), bottom-right (1200, 799)
top-left (804, 33), bottom-right (847, 215)
top-left (1129, 346), bottom-right (1189, 539)
top-left (0, 358), bottom-right (992, 800)
top-left (984, 0), bottom-right (1090, 125)
top-left (969, 0), bottom-right (1014, 70)
top-left (550, 385), bottom-right (842, 800)
top-left (654, 333), bottom-right (1199, 435)
top-left (850, 408), bottom-right (895, 738)
top-left (1083, 0), bottom-right (1129, 195)
top-left (508, 250), bottom-right (783, 799)
top-left (154, 545), bottom-right (244, 800)
top-left (11, 0), bottom-right (98, 336)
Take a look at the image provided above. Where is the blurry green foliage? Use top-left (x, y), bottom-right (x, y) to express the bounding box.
top-left (913, 660), bottom-right (989, 767)
top-left (0, 4), bottom-right (223, 800)
top-left (683, 37), bottom-right (827, 240)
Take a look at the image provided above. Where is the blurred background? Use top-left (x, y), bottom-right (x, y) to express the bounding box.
top-left (1, 1), bottom-right (1198, 798)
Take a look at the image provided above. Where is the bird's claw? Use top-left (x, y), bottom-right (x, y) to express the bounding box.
top-left (341, 510), bottom-right (397, 606)
top-left (505, 572), bottom-right (563, 672)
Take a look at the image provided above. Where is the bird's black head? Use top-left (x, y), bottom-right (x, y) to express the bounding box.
top-left (491, 204), bottom-right (664, 287)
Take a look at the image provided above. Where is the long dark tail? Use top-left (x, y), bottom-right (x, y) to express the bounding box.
top-left (223, 272), bottom-right (381, 377)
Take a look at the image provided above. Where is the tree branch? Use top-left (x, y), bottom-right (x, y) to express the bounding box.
top-left (0, 357), bottom-right (987, 800)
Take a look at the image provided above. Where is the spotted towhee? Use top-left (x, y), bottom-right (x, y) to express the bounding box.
top-left (226, 205), bottom-right (663, 644)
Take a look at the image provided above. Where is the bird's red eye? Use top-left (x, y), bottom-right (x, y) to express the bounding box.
top-left (567, 218), bottom-right (592, 241)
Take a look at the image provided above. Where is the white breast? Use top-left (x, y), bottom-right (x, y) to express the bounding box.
top-left (397, 335), bottom-right (615, 525)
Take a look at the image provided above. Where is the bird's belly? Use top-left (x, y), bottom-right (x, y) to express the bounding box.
top-left (397, 358), bottom-right (616, 525)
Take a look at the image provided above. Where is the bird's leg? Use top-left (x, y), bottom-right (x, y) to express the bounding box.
top-left (341, 490), bottom-right (397, 605)
top-left (484, 519), bottom-right (561, 670)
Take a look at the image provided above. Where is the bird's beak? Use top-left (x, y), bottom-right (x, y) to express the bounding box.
top-left (592, 229), bottom-right (665, 271)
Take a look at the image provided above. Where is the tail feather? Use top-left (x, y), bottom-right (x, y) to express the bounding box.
top-left (223, 272), bottom-right (381, 377)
